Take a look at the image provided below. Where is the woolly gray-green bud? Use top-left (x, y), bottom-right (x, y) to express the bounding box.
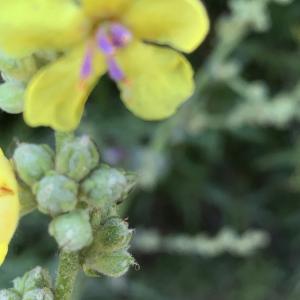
top-left (56, 135), bottom-right (99, 182)
top-left (22, 288), bottom-right (54, 300)
top-left (35, 173), bottom-right (78, 216)
top-left (49, 210), bottom-right (93, 252)
top-left (83, 250), bottom-right (135, 278)
top-left (13, 267), bottom-right (52, 296)
top-left (81, 165), bottom-right (136, 210)
top-left (89, 218), bottom-right (133, 252)
top-left (0, 52), bottom-right (38, 81)
top-left (0, 81), bottom-right (24, 114)
top-left (13, 144), bottom-right (54, 186)
top-left (0, 289), bottom-right (21, 300)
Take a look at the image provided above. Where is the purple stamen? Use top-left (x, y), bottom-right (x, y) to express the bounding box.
top-left (97, 29), bottom-right (115, 56)
top-left (110, 23), bottom-right (132, 47)
top-left (107, 57), bottom-right (125, 82)
top-left (92, 23), bottom-right (132, 83)
top-left (80, 47), bottom-right (93, 80)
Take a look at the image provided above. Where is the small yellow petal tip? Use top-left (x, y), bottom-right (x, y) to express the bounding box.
top-left (0, 151), bottom-right (19, 266)
top-left (0, 243), bottom-right (8, 266)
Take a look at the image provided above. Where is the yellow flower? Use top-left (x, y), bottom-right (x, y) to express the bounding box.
top-left (0, 0), bottom-right (210, 131)
top-left (0, 148), bottom-right (19, 265)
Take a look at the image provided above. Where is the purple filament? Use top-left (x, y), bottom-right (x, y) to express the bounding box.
top-left (81, 23), bottom-right (132, 83)
top-left (97, 29), bottom-right (115, 56)
top-left (107, 57), bottom-right (125, 82)
top-left (80, 47), bottom-right (93, 80)
top-left (96, 23), bottom-right (132, 82)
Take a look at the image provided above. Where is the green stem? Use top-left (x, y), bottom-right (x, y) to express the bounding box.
top-left (54, 130), bottom-right (79, 300)
top-left (55, 251), bottom-right (80, 300)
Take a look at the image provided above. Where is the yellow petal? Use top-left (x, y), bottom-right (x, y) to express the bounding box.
top-left (0, 148), bottom-right (19, 266)
top-left (116, 41), bottom-right (194, 120)
top-left (122, 0), bottom-right (210, 53)
top-left (0, 0), bottom-right (88, 57)
top-left (82, 0), bottom-right (131, 19)
top-left (24, 45), bottom-right (106, 131)
top-left (0, 243), bottom-right (8, 266)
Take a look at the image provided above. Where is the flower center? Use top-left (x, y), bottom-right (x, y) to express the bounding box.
top-left (80, 23), bottom-right (132, 83)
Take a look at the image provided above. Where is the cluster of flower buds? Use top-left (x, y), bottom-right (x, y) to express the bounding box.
top-left (0, 266), bottom-right (54, 300)
top-left (12, 134), bottom-right (137, 278)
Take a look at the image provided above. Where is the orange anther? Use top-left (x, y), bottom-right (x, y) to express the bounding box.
top-left (0, 186), bottom-right (14, 197)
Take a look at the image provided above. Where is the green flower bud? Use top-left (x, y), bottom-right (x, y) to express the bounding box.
top-left (0, 81), bottom-right (24, 114)
top-left (49, 210), bottom-right (93, 252)
top-left (13, 267), bottom-right (52, 294)
top-left (0, 52), bottom-right (38, 82)
top-left (83, 250), bottom-right (135, 278)
top-left (22, 288), bottom-right (54, 300)
top-left (0, 289), bottom-right (21, 300)
top-left (11, 278), bottom-right (24, 296)
top-left (35, 173), bottom-right (78, 216)
top-left (13, 144), bottom-right (54, 186)
top-left (81, 165), bottom-right (136, 210)
top-left (89, 218), bottom-right (133, 253)
top-left (56, 135), bottom-right (99, 181)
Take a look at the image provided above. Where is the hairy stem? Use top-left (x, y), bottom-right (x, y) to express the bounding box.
top-left (55, 251), bottom-right (80, 300)
top-left (54, 130), bottom-right (79, 300)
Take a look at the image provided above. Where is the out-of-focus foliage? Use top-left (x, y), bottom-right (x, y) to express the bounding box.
top-left (1, 0), bottom-right (300, 299)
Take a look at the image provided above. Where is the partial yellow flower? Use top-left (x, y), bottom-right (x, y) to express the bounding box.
top-left (0, 0), bottom-right (210, 131)
top-left (0, 148), bottom-right (19, 265)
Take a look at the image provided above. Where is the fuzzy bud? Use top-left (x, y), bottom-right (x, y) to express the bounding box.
top-left (0, 81), bottom-right (24, 114)
top-left (13, 144), bottom-right (54, 186)
top-left (83, 250), bottom-right (135, 278)
top-left (35, 173), bottom-right (78, 216)
top-left (0, 52), bottom-right (38, 81)
top-left (0, 289), bottom-right (21, 300)
top-left (56, 135), bottom-right (99, 182)
top-left (49, 210), bottom-right (93, 252)
top-left (89, 218), bottom-right (133, 253)
top-left (13, 267), bottom-right (52, 295)
top-left (81, 165), bottom-right (136, 210)
top-left (22, 288), bottom-right (54, 300)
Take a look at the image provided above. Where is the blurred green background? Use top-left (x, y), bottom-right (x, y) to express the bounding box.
top-left (1, 0), bottom-right (300, 299)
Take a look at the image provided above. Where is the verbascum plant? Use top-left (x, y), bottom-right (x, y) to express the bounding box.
top-left (0, 0), bottom-right (209, 299)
